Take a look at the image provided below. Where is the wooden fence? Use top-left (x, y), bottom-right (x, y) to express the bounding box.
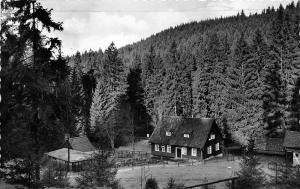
top-left (184, 176), bottom-right (239, 189)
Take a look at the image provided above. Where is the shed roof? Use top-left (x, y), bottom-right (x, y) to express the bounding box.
top-left (255, 137), bottom-right (284, 152)
top-left (283, 131), bottom-right (300, 149)
top-left (46, 148), bottom-right (94, 163)
top-left (149, 117), bottom-right (216, 149)
top-left (69, 135), bottom-right (96, 152)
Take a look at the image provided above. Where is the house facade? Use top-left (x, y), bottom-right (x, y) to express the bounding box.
top-left (149, 117), bottom-right (223, 160)
top-left (283, 131), bottom-right (300, 166)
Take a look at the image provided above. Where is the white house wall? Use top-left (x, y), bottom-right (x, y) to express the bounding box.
top-left (293, 152), bottom-right (300, 166)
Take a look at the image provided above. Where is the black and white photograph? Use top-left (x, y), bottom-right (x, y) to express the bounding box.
top-left (1, 0), bottom-right (300, 188)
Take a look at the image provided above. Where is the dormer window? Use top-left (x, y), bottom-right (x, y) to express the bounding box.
top-left (166, 131), bottom-right (171, 136)
top-left (209, 134), bottom-right (215, 140)
top-left (184, 134), bottom-right (190, 138)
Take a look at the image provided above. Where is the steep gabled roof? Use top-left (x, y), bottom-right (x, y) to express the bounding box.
top-left (149, 117), bottom-right (216, 149)
top-left (283, 131), bottom-right (300, 149)
top-left (69, 135), bottom-right (96, 152)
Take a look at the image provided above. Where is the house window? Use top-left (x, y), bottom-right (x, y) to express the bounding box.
top-left (295, 153), bottom-right (299, 158)
top-left (155, 144), bottom-right (159, 151)
top-left (161, 145), bottom-right (165, 152)
top-left (209, 134), bottom-right (215, 140)
top-left (182, 147), bottom-right (187, 155)
top-left (167, 145), bottom-right (171, 153)
top-left (215, 142), bottom-right (220, 151)
top-left (192, 148), bottom-right (197, 156)
top-left (207, 146), bottom-right (212, 154)
top-left (166, 131), bottom-right (171, 136)
top-left (184, 134), bottom-right (190, 138)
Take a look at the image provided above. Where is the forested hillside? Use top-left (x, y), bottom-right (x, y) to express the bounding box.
top-left (68, 2), bottom-right (300, 145)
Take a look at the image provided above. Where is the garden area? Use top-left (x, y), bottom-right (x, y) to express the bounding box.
top-left (117, 158), bottom-right (240, 189)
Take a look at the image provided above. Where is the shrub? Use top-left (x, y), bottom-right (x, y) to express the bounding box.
top-left (164, 178), bottom-right (184, 189)
top-left (145, 178), bottom-right (158, 189)
top-left (0, 159), bottom-right (33, 186)
top-left (40, 161), bottom-right (69, 188)
top-left (76, 150), bottom-right (119, 189)
top-left (235, 139), bottom-right (265, 189)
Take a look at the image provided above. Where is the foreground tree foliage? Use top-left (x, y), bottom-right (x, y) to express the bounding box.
top-left (40, 161), bottom-right (69, 188)
top-left (1, 0), bottom-right (76, 187)
top-left (164, 178), bottom-right (185, 189)
top-left (145, 178), bottom-right (159, 189)
top-left (235, 140), bottom-right (265, 189)
top-left (76, 150), bottom-right (120, 189)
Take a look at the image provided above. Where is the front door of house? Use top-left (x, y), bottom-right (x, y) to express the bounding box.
top-left (176, 148), bottom-right (182, 158)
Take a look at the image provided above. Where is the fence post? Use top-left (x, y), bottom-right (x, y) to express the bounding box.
top-left (231, 179), bottom-right (235, 189)
top-left (275, 163), bottom-right (277, 189)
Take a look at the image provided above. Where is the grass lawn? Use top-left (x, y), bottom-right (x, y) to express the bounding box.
top-left (117, 139), bottom-right (151, 153)
top-left (117, 158), bottom-right (240, 189)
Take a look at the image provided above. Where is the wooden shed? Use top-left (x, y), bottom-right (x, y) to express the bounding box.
top-left (46, 135), bottom-right (96, 172)
top-left (283, 130), bottom-right (300, 166)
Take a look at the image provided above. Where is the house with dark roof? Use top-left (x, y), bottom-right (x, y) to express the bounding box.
top-left (283, 130), bottom-right (300, 166)
top-left (149, 117), bottom-right (223, 160)
top-left (63, 135), bottom-right (96, 152)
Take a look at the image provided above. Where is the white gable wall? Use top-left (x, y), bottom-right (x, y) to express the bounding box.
top-left (293, 152), bottom-right (300, 166)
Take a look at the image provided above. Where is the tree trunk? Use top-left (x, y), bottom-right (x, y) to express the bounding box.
top-left (110, 138), bottom-right (115, 149)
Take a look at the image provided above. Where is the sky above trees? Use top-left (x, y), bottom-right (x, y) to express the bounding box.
top-left (41, 0), bottom-right (295, 55)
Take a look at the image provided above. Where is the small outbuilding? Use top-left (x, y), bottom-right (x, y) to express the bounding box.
top-left (46, 135), bottom-right (96, 172)
top-left (283, 130), bottom-right (300, 166)
top-left (149, 117), bottom-right (223, 160)
top-left (255, 137), bottom-right (285, 156)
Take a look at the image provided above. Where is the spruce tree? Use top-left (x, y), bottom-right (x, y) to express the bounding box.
top-left (76, 150), bottom-right (118, 188)
top-left (142, 45), bottom-right (165, 126)
top-left (178, 53), bottom-right (194, 117)
top-left (90, 42), bottom-right (128, 149)
top-left (209, 33), bottom-right (230, 121)
top-left (235, 139), bottom-right (265, 189)
top-left (263, 58), bottom-right (285, 136)
top-left (227, 32), bottom-right (252, 144)
top-left (243, 30), bottom-right (269, 138)
top-left (1, 0), bottom-right (72, 186)
top-left (81, 70), bottom-right (97, 135)
top-left (264, 5), bottom-right (296, 134)
top-left (192, 36), bottom-right (208, 117)
top-left (127, 60), bottom-right (149, 136)
top-left (142, 45), bottom-right (156, 117)
top-left (69, 67), bottom-right (84, 134)
top-left (162, 41), bottom-right (182, 116)
top-left (288, 77), bottom-right (300, 131)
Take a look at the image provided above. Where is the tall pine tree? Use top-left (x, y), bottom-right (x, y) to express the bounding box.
top-left (90, 42), bottom-right (128, 149)
top-left (1, 0), bottom-right (72, 186)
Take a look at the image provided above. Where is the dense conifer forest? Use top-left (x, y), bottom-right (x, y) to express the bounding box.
top-left (1, 0), bottom-right (300, 188)
top-left (68, 2), bottom-right (300, 146)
